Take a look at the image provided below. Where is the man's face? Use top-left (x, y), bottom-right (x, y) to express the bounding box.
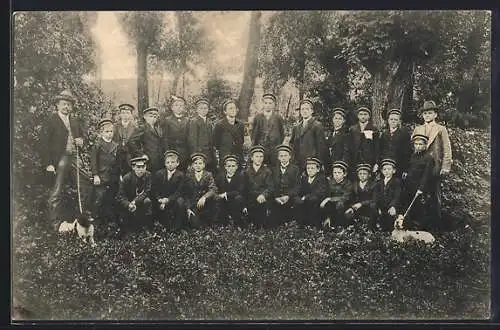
top-left (357, 169), bottom-right (370, 182)
top-left (224, 103), bottom-right (238, 118)
top-left (192, 158), bottom-right (205, 172)
top-left (413, 139), bottom-right (427, 153)
top-left (197, 103), bottom-right (209, 117)
top-left (133, 163), bottom-right (147, 177)
top-left (120, 109), bottom-right (133, 122)
top-left (382, 164), bottom-right (396, 178)
top-left (164, 156), bottom-right (179, 171)
top-left (56, 100), bottom-right (73, 115)
top-left (251, 152), bottom-right (264, 166)
top-left (306, 163), bottom-right (319, 177)
top-left (300, 104), bottom-right (313, 119)
top-left (224, 160), bottom-right (238, 176)
top-left (172, 100), bottom-right (185, 117)
top-left (332, 113), bottom-right (344, 129)
top-left (144, 112), bottom-right (158, 125)
top-left (388, 113), bottom-right (401, 129)
top-left (358, 111), bottom-right (370, 123)
top-left (101, 124), bottom-right (114, 141)
top-left (332, 167), bottom-right (346, 183)
top-left (278, 150), bottom-right (291, 165)
top-left (263, 98), bottom-right (275, 113)
top-left (422, 110), bottom-right (437, 123)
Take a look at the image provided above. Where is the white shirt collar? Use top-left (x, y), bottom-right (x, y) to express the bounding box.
top-left (359, 181), bottom-right (367, 189)
top-left (252, 164), bottom-right (262, 172)
top-left (384, 177), bottom-right (391, 185)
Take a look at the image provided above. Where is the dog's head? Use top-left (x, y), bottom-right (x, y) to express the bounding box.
top-left (76, 212), bottom-right (94, 229)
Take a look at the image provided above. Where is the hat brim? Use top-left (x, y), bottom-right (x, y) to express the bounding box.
top-left (55, 96), bottom-right (75, 103)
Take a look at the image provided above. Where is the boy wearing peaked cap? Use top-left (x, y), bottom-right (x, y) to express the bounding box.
top-left (320, 160), bottom-right (353, 228)
top-left (271, 144), bottom-right (301, 227)
top-left (90, 118), bottom-right (120, 226)
top-left (325, 107), bottom-right (350, 175)
top-left (251, 93), bottom-right (285, 167)
top-left (116, 155), bottom-right (153, 234)
top-left (294, 156), bottom-right (329, 228)
top-left (213, 99), bottom-right (245, 169)
top-left (185, 153), bottom-right (218, 228)
top-left (214, 154), bottom-right (246, 226)
top-left (344, 163), bottom-right (378, 228)
top-left (372, 158), bottom-right (402, 231)
top-left (151, 150), bottom-right (189, 231)
top-left (114, 103), bottom-right (137, 177)
top-left (242, 145), bottom-right (274, 228)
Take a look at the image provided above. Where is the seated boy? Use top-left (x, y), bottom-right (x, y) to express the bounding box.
top-left (116, 155), bottom-right (153, 234)
top-left (372, 158), bottom-right (402, 231)
top-left (294, 157), bottom-right (329, 228)
top-left (90, 118), bottom-right (120, 226)
top-left (185, 152), bottom-right (218, 228)
top-left (271, 144), bottom-right (301, 227)
top-left (344, 163), bottom-right (377, 228)
top-left (214, 154), bottom-right (246, 226)
top-left (243, 145), bottom-right (274, 228)
top-left (151, 150), bottom-right (189, 231)
top-left (320, 160), bottom-right (353, 228)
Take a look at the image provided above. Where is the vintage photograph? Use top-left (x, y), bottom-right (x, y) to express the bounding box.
top-left (11, 10), bottom-right (491, 320)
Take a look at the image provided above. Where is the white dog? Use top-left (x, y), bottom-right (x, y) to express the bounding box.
top-left (58, 213), bottom-right (96, 247)
top-left (391, 215), bottom-right (435, 244)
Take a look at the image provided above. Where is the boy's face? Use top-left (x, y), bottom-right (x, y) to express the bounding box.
top-left (224, 160), bottom-right (238, 176)
top-left (357, 169), bottom-right (370, 182)
top-left (172, 100), bottom-right (185, 117)
top-left (358, 111), bottom-right (370, 123)
top-left (422, 110), bottom-right (437, 123)
top-left (197, 103), bottom-right (209, 117)
top-left (306, 163), bottom-right (319, 177)
top-left (120, 109), bottom-right (133, 122)
top-left (388, 113), bottom-right (401, 129)
top-left (251, 152), bottom-right (264, 166)
top-left (192, 158), bottom-right (205, 172)
top-left (164, 156), bottom-right (179, 171)
top-left (101, 124), bottom-right (114, 140)
top-left (413, 139), bottom-right (427, 153)
top-left (332, 113), bottom-right (344, 129)
top-left (332, 167), bottom-right (346, 183)
top-left (133, 163), bottom-right (147, 177)
top-left (144, 112), bottom-right (158, 125)
top-left (224, 103), bottom-right (238, 118)
top-left (56, 100), bottom-right (72, 115)
top-left (278, 150), bottom-right (291, 165)
top-left (300, 104), bottom-right (313, 119)
top-left (382, 164), bottom-right (396, 178)
top-left (263, 99), bottom-right (275, 113)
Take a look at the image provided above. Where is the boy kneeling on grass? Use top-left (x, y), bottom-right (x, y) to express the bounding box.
top-left (372, 158), bottom-right (402, 231)
top-left (116, 155), bottom-right (152, 235)
top-left (344, 163), bottom-right (377, 228)
top-left (320, 160), bottom-right (353, 229)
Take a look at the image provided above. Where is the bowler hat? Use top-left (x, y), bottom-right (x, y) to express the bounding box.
top-left (54, 90), bottom-right (76, 103)
top-left (419, 100), bottom-right (439, 112)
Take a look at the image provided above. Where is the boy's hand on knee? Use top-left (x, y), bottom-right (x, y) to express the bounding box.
top-left (257, 194), bottom-right (266, 204)
top-left (197, 196), bottom-right (206, 209)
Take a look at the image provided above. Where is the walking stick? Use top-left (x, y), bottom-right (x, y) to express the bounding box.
top-left (394, 190), bottom-right (423, 229)
top-left (76, 144), bottom-right (83, 215)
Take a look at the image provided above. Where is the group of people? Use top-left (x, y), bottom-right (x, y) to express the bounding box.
top-left (40, 89), bottom-right (452, 236)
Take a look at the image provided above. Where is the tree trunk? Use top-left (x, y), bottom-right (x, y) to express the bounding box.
top-left (137, 42), bottom-right (149, 116)
top-left (238, 11), bottom-right (261, 121)
top-left (297, 50), bottom-right (306, 100)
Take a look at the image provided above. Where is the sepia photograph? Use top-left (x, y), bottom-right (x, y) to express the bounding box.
top-left (11, 10), bottom-right (491, 320)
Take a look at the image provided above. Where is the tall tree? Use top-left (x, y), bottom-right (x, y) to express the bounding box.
top-left (238, 11), bottom-right (262, 121)
top-left (117, 12), bottom-right (164, 115)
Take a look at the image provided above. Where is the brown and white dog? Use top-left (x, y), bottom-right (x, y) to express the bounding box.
top-left (58, 213), bottom-right (96, 247)
top-left (391, 215), bottom-right (435, 244)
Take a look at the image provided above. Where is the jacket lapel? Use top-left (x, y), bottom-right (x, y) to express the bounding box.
top-left (426, 124), bottom-right (440, 147)
top-left (300, 118), bottom-right (313, 137)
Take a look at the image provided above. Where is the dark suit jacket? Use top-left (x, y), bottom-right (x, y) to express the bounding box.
top-left (296, 173), bottom-right (329, 204)
top-left (113, 120), bottom-right (137, 148)
top-left (251, 112), bottom-right (285, 151)
top-left (243, 164), bottom-right (274, 201)
top-left (116, 171), bottom-right (152, 208)
top-left (379, 126), bottom-right (412, 173)
top-left (90, 137), bottom-right (120, 183)
top-left (162, 115), bottom-right (190, 163)
top-left (215, 171), bottom-right (245, 201)
top-left (351, 179), bottom-right (376, 207)
top-left (128, 122), bottom-right (164, 172)
top-left (290, 117), bottom-right (328, 167)
top-left (213, 117), bottom-right (245, 164)
top-left (151, 169), bottom-right (187, 202)
top-left (325, 125), bottom-right (350, 172)
top-left (327, 178), bottom-right (353, 207)
top-left (185, 169), bottom-right (218, 207)
top-left (187, 115), bottom-right (215, 166)
top-left (373, 176), bottom-right (402, 211)
top-left (40, 112), bottom-right (83, 167)
top-left (272, 163), bottom-right (300, 198)
top-left (347, 122), bottom-right (380, 167)
top-left (406, 151), bottom-right (435, 194)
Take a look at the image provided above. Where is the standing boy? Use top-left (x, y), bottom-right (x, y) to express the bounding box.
top-left (347, 107), bottom-right (379, 176)
top-left (325, 107), bottom-right (350, 174)
top-left (214, 154), bottom-right (246, 226)
top-left (372, 158), bottom-right (402, 231)
top-left (116, 155), bottom-right (153, 234)
top-left (344, 163), bottom-right (377, 228)
top-left (320, 161), bottom-right (353, 228)
top-left (251, 93), bottom-right (285, 167)
top-left (113, 103), bottom-right (137, 177)
top-left (187, 98), bottom-right (216, 174)
top-left (213, 99), bottom-right (245, 169)
top-left (128, 107), bottom-right (164, 172)
top-left (412, 100), bottom-right (452, 228)
top-left (271, 144), bottom-right (301, 227)
top-left (162, 96), bottom-right (190, 171)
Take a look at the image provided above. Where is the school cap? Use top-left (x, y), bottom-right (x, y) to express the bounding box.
top-left (332, 160), bottom-right (349, 172)
top-left (411, 134), bottom-right (429, 143)
top-left (306, 156), bottom-right (322, 167)
top-left (118, 103), bottom-right (135, 111)
top-left (223, 154), bottom-right (239, 164)
top-left (262, 93), bottom-right (277, 103)
top-left (130, 155), bottom-right (148, 166)
top-left (164, 149), bottom-right (180, 159)
top-left (387, 108), bottom-right (401, 117)
top-left (357, 107), bottom-right (372, 116)
top-left (222, 98), bottom-right (237, 110)
top-left (356, 163), bottom-right (372, 173)
top-left (98, 118), bottom-right (113, 130)
top-left (380, 158), bottom-right (397, 168)
top-left (299, 99), bottom-right (314, 108)
top-left (143, 107), bottom-right (159, 115)
top-left (54, 90), bottom-right (76, 103)
top-left (190, 152), bottom-right (207, 162)
top-left (276, 144), bottom-right (292, 154)
top-left (171, 95), bottom-right (186, 104)
top-left (332, 107), bottom-right (346, 117)
top-left (195, 98), bottom-right (210, 106)
top-left (249, 145), bottom-right (266, 155)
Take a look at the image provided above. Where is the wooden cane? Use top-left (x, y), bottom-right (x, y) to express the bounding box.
top-left (76, 144), bottom-right (83, 215)
top-left (403, 190), bottom-right (422, 219)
